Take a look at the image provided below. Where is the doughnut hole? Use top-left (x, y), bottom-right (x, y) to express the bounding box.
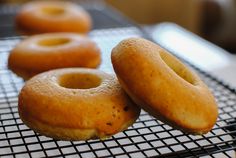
top-left (41, 7), bottom-right (65, 15)
top-left (59, 73), bottom-right (102, 89)
top-left (159, 51), bottom-right (197, 85)
top-left (37, 38), bottom-right (71, 47)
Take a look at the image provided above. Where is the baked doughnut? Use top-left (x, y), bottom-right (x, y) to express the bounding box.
top-left (16, 1), bottom-right (92, 34)
top-left (8, 33), bottom-right (101, 80)
top-left (111, 37), bottom-right (218, 134)
top-left (18, 68), bottom-right (141, 140)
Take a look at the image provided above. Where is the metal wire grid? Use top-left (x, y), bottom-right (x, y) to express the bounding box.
top-left (0, 27), bottom-right (235, 158)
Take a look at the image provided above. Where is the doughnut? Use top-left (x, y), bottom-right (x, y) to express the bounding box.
top-left (8, 33), bottom-right (101, 80)
top-left (18, 68), bottom-right (141, 140)
top-left (111, 37), bottom-right (218, 134)
top-left (16, 1), bottom-right (92, 34)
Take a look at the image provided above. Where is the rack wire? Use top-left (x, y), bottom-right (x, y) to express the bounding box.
top-left (0, 27), bottom-right (236, 158)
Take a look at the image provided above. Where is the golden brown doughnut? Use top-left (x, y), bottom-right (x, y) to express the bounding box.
top-left (18, 68), bottom-right (141, 140)
top-left (8, 33), bottom-right (101, 80)
top-left (111, 37), bottom-right (218, 134)
top-left (16, 1), bottom-right (92, 34)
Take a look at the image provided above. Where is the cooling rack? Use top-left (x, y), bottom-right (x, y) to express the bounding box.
top-left (0, 27), bottom-right (236, 158)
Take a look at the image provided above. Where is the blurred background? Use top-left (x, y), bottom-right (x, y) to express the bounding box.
top-left (1, 0), bottom-right (236, 53)
top-left (107, 0), bottom-right (236, 53)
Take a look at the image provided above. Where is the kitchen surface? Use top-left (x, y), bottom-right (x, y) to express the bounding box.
top-left (0, 0), bottom-right (235, 158)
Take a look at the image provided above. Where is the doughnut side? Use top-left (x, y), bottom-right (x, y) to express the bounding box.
top-left (18, 68), bottom-right (141, 140)
top-left (111, 37), bottom-right (218, 135)
top-left (18, 109), bottom-right (98, 140)
top-left (7, 64), bottom-right (39, 80)
top-left (19, 103), bottom-right (139, 140)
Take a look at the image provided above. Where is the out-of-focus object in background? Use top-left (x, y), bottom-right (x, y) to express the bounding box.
top-left (106, 0), bottom-right (236, 52)
top-left (0, 0), bottom-right (28, 3)
top-left (202, 0), bottom-right (236, 52)
top-left (105, 0), bottom-right (203, 34)
top-left (16, 1), bottom-right (92, 34)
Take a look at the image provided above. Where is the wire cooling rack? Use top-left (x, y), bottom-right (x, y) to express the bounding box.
top-left (0, 27), bottom-right (236, 158)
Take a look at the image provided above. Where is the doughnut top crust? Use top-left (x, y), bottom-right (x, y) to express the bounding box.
top-left (16, 1), bottom-right (92, 34)
top-left (8, 33), bottom-right (101, 80)
top-left (111, 37), bottom-right (218, 135)
top-left (18, 68), bottom-right (141, 140)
